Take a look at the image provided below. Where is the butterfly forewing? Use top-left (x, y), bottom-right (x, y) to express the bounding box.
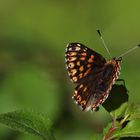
top-left (65, 43), bottom-right (106, 83)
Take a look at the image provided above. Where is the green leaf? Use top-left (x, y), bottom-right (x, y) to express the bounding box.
top-left (102, 84), bottom-right (128, 113)
top-left (125, 103), bottom-right (140, 121)
top-left (110, 102), bottom-right (128, 119)
top-left (111, 119), bottom-right (140, 139)
top-left (103, 121), bottom-right (121, 140)
top-left (103, 122), bottom-right (112, 135)
top-left (0, 109), bottom-right (55, 140)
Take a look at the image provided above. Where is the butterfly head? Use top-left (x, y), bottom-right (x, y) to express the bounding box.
top-left (109, 57), bottom-right (122, 72)
top-left (112, 57), bottom-right (122, 62)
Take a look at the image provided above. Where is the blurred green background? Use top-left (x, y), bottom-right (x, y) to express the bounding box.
top-left (0, 0), bottom-right (139, 140)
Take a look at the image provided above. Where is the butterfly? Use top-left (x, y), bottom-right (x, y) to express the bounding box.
top-left (65, 43), bottom-right (122, 111)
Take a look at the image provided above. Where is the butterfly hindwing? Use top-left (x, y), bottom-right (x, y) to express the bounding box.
top-left (72, 66), bottom-right (109, 111)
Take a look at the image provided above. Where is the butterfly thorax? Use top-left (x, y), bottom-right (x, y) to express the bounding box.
top-left (104, 58), bottom-right (121, 84)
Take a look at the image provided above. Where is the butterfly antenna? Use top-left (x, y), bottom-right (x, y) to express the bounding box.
top-left (117, 44), bottom-right (140, 58)
top-left (97, 30), bottom-right (112, 59)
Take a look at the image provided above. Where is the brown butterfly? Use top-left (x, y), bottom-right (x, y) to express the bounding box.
top-left (65, 30), bottom-right (139, 111)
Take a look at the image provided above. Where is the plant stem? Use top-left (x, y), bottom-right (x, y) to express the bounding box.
top-left (102, 119), bottom-right (119, 140)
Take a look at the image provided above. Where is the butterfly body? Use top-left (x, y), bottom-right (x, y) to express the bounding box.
top-left (65, 43), bottom-right (121, 111)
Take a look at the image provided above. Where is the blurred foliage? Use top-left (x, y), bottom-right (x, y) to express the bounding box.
top-left (0, 109), bottom-right (55, 140)
top-left (0, 0), bottom-right (139, 140)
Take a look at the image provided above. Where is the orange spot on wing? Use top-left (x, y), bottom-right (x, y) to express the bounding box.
top-left (74, 90), bottom-right (78, 96)
top-left (81, 53), bottom-right (87, 56)
top-left (69, 52), bottom-right (77, 56)
top-left (81, 100), bottom-right (86, 106)
top-left (79, 84), bottom-right (84, 89)
top-left (70, 69), bottom-right (77, 76)
top-left (75, 46), bottom-right (81, 51)
top-left (88, 58), bottom-right (94, 63)
top-left (84, 68), bottom-right (91, 76)
top-left (83, 86), bottom-right (87, 92)
top-left (77, 61), bottom-right (80, 66)
top-left (80, 57), bottom-right (86, 60)
top-left (79, 66), bottom-right (84, 72)
top-left (77, 44), bottom-right (81, 47)
top-left (73, 76), bottom-right (78, 82)
top-left (88, 55), bottom-right (94, 63)
top-left (68, 57), bottom-right (77, 61)
top-left (87, 64), bottom-right (91, 68)
top-left (77, 95), bottom-right (81, 102)
top-left (79, 73), bottom-right (83, 79)
top-left (68, 62), bottom-right (75, 68)
top-left (91, 55), bottom-right (94, 59)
